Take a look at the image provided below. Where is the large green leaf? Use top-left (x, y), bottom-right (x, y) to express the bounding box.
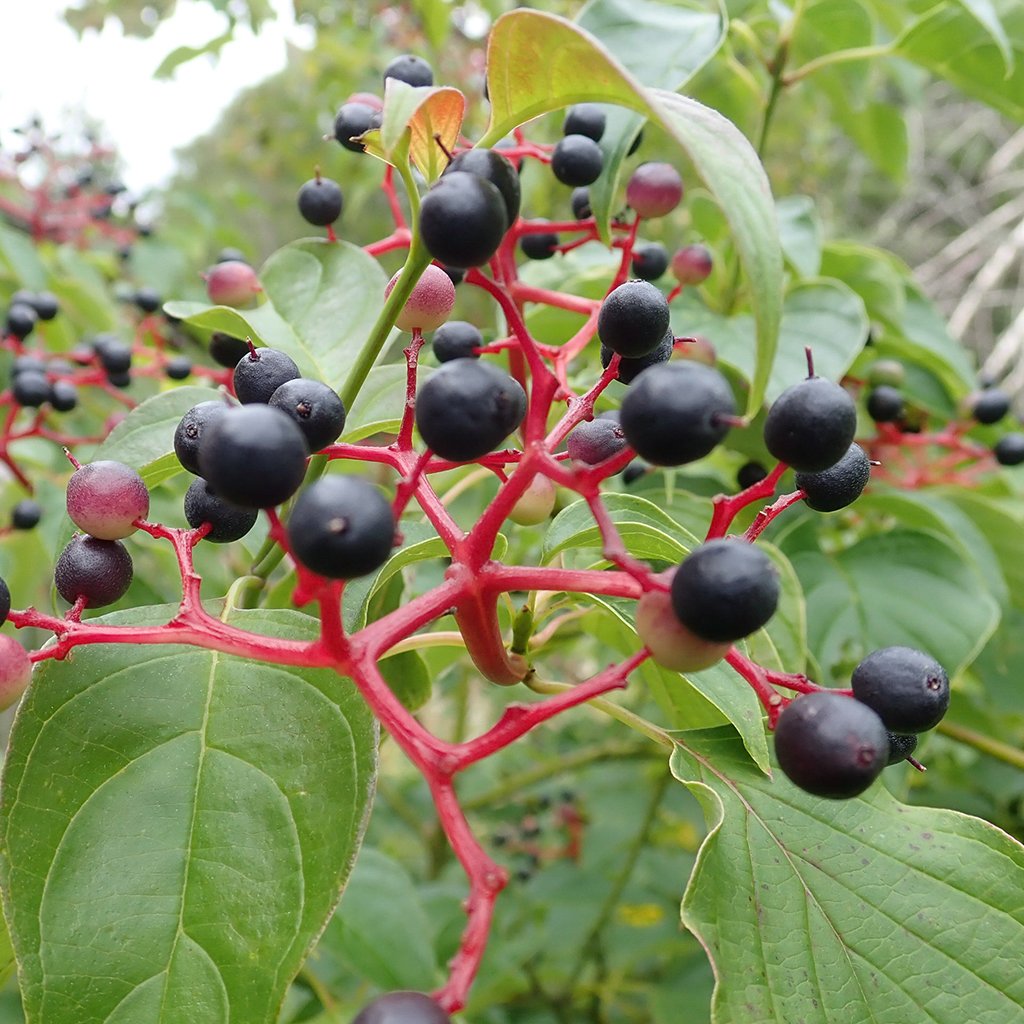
top-left (672, 727), bottom-right (1024, 1024)
top-left (481, 8), bottom-right (781, 417)
top-left (0, 607), bottom-right (377, 1024)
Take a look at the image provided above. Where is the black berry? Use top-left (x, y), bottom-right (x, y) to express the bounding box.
top-left (174, 400), bottom-right (229, 475)
top-left (27, 291), bottom-right (58, 320)
top-left (165, 356), bottom-right (192, 380)
top-left (445, 149), bottom-right (521, 225)
top-left (184, 478), bottom-right (258, 543)
top-left (795, 443), bottom-right (871, 513)
top-left (50, 379), bottom-right (79, 411)
top-left (134, 287), bottom-right (161, 313)
top-left (288, 475), bottom-right (395, 579)
top-left (209, 332), bottom-right (250, 368)
top-left (432, 321), bottom-right (482, 363)
top-left (851, 646), bottom-right (950, 733)
top-left (12, 371), bottom-right (51, 408)
top-left (6, 303), bottom-right (37, 339)
top-left (866, 385), bottom-right (903, 423)
top-left (886, 732), bottom-right (919, 766)
top-left (95, 337), bottom-right (132, 374)
top-left (600, 329), bottom-right (673, 385)
top-left (298, 177), bottom-right (344, 226)
top-left (631, 242), bottom-right (669, 281)
top-left (971, 388), bottom-right (1010, 425)
top-left (774, 691), bottom-right (889, 799)
top-left (0, 577), bottom-right (9, 626)
top-left (763, 377), bottom-right (857, 472)
top-left (198, 405), bottom-right (309, 509)
top-left (420, 172), bottom-right (508, 268)
top-left (352, 991), bottom-right (451, 1024)
top-left (619, 362), bottom-right (735, 466)
top-left (551, 135), bottom-right (604, 187)
top-left (54, 535), bottom-right (134, 608)
top-left (217, 247), bottom-right (249, 264)
top-left (670, 539), bottom-right (780, 643)
top-left (415, 358), bottom-right (526, 462)
top-left (334, 101), bottom-right (379, 152)
top-left (598, 280), bottom-right (670, 358)
top-left (106, 370), bottom-right (132, 389)
top-left (268, 378), bottom-right (347, 451)
top-left (621, 459), bottom-right (649, 485)
top-left (994, 433), bottom-right (1024, 466)
top-left (563, 104), bottom-right (606, 142)
top-left (384, 54), bottom-right (434, 88)
top-left (12, 355), bottom-right (46, 377)
top-left (566, 417), bottom-right (627, 464)
top-left (570, 187), bottom-right (592, 220)
top-left (520, 229), bottom-right (559, 260)
top-left (233, 347), bottom-right (301, 405)
top-left (737, 461), bottom-right (768, 490)
top-left (11, 499), bottom-right (41, 530)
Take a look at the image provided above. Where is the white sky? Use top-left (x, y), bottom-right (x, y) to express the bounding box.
top-left (1, 0), bottom-right (313, 191)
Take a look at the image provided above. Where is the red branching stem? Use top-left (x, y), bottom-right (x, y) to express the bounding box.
top-left (725, 648), bottom-right (788, 726)
top-left (743, 490), bottom-right (806, 543)
top-left (705, 463), bottom-right (787, 540)
top-left (398, 329), bottom-right (425, 449)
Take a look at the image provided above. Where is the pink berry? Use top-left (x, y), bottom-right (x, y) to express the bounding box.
top-left (204, 260), bottom-right (262, 307)
top-left (671, 244), bottom-right (713, 286)
top-left (626, 162), bottom-right (684, 219)
top-left (67, 460), bottom-right (150, 539)
top-left (0, 635), bottom-right (32, 712)
top-left (635, 588), bottom-right (730, 673)
top-left (386, 265), bottom-right (456, 332)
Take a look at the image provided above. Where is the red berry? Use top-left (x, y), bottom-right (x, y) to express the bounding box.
top-left (626, 163), bottom-right (683, 219)
top-left (204, 261), bottom-right (261, 307)
top-left (66, 460), bottom-right (150, 540)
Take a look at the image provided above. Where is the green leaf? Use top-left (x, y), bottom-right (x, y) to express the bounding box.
top-left (91, 385), bottom-right (222, 485)
top-left (0, 606), bottom-right (377, 1024)
top-left (775, 196), bottom-right (822, 279)
top-left (0, 221), bottom-right (47, 290)
top-left (787, 528), bottom-right (1000, 680)
top-left (482, 8), bottom-right (781, 417)
top-left (342, 361), bottom-right (413, 443)
top-left (375, 79), bottom-right (465, 182)
top-left (317, 848), bottom-right (439, 991)
top-left (672, 727), bottom-right (1024, 1024)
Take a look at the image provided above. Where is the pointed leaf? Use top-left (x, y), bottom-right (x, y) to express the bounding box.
top-left (378, 79), bottom-right (466, 182)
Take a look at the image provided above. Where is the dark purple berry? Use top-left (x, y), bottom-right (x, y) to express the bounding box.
top-left (627, 163), bottom-right (683, 219)
top-left (570, 187), bottom-right (592, 220)
top-left (174, 400), bottom-right (229, 475)
top-left (432, 321), bottom-right (482, 363)
top-left (12, 355), bottom-right (46, 377)
top-left (334, 101), bottom-right (379, 153)
top-left (619, 362), bottom-right (735, 466)
top-left (134, 287), bottom-right (161, 313)
top-left (563, 104), bottom-right (606, 142)
top-left (384, 54), bottom-right (434, 88)
top-left (165, 356), bottom-right (192, 380)
top-left (50, 379), bottom-right (78, 412)
top-left (774, 691), bottom-right (889, 799)
top-left (670, 539), bottom-right (779, 643)
top-left (631, 242), bottom-right (669, 281)
top-left (95, 337), bottom-right (132, 374)
top-left (55, 536), bottom-right (134, 608)
top-left (851, 646), bottom-right (950, 734)
top-left (446, 149), bottom-right (521, 225)
top-left (866, 385), bottom-right (903, 423)
top-left (298, 177), bottom-right (344, 227)
top-left (288, 475), bottom-right (395, 579)
top-left (598, 280), bottom-right (670, 358)
top-left (551, 135), bottom-right (604, 187)
top-left (972, 388), bottom-right (1010, 425)
top-left (217, 247), bottom-right (249, 264)
top-left (795, 443), bottom-right (871, 513)
top-left (6, 303), bottom-right (37, 340)
top-left (415, 358), bottom-right (526, 462)
top-left (184, 478), bottom-right (258, 543)
top-left (12, 371), bottom-right (51, 408)
top-left (233, 347), bottom-right (301, 405)
top-left (566, 417), bottom-right (627, 464)
top-left (520, 229), bottom-right (559, 260)
top-left (209, 332), bottom-right (250, 368)
top-left (886, 732), bottom-right (919, 766)
top-left (763, 377), bottom-right (857, 472)
top-left (198, 405), bottom-right (309, 509)
top-left (420, 172), bottom-right (508, 268)
top-left (107, 370), bottom-right (132, 389)
top-left (268, 377), bottom-right (347, 451)
top-left (737, 461), bottom-right (768, 490)
top-left (352, 991), bottom-right (451, 1024)
top-left (27, 291), bottom-right (58, 320)
top-left (11, 499), bottom-right (41, 530)
top-left (67, 460), bottom-right (150, 540)
top-left (438, 264), bottom-right (465, 286)
top-left (621, 459), bottom-right (649, 485)
top-left (600, 329), bottom-right (673, 385)
top-left (994, 433), bottom-right (1024, 466)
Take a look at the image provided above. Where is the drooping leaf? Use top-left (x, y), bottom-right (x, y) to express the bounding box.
top-left (672, 727), bottom-right (1024, 1024)
top-left (0, 607), bottom-right (378, 1024)
top-left (481, 8), bottom-right (781, 417)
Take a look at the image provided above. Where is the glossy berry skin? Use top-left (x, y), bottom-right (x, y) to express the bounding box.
top-left (12, 371), bottom-right (51, 408)
top-left (134, 287), bottom-right (161, 313)
top-left (384, 54), bottom-right (434, 87)
top-left (620, 362), bottom-right (735, 466)
top-left (67, 460), bottom-right (150, 540)
top-left (432, 321), bottom-right (482, 363)
top-left (866, 385), bottom-right (903, 423)
top-left (6, 303), bottom-right (38, 339)
top-left (446, 149), bottom-right (521, 225)
top-left (795, 442), bottom-right (871, 513)
top-left (416, 358), bottom-right (527, 462)
top-left (12, 355), bottom-right (45, 377)
top-left (298, 177), bottom-right (343, 226)
top-left (11, 499), bottom-right (41, 530)
top-left (209, 332), bottom-right (250, 368)
top-left (598, 280), bottom-right (670, 358)
top-left (27, 291), bottom-right (59, 321)
top-left (851, 646), bottom-right (950, 734)
top-left (386, 265), bottom-right (456, 332)
top-left (601, 329), bottom-right (673, 385)
top-left (774, 691), bottom-right (889, 799)
top-left (95, 337), bottom-right (132, 374)
top-left (107, 369), bottom-right (132, 389)
top-left (198, 405), bottom-right (309, 509)
top-left (352, 991), bottom-right (451, 1024)
top-left (269, 378), bottom-right (347, 451)
top-left (420, 172), bottom-right (508, 268)
top-left (763, 377), bottom-right (857, 472)
top-left (184, 478), bottom-right (258, 543)
top-left (631, 242), bottom-right (669, 281)
top-left (334, 101), bottom-right (380, 152)
top-left (55, 536), bottom-right (134, 608)
top-left (50, 379), bottom-right (79, 412)
top-left (670, 539), bottom-right (780, 643)
top-left (563, 103), bottom-right (606, 142)
top-left (570, 187), bottom-right (592, 220)
top-left (551, 135), bottom-right (604, 187)
top-left (886, 732), bottom-right (919, 766)
top-left (636, 589), bottom-right (730, 673)
top-left (165, 356), bottom-right (192, 380)
top-left (0, 634), bottom-right (32, 711)
top-left (972, 388), bottom-right (1010, 425)
top-left (205, 260), bottom-right (261, 307)
top-left (175, 401), bottom-right (229, 475)
top-left (737, 461), bottom-right (767, 490)
top-left (671, 244), bottom-right (713, 285)
top-left (520, 230), bottom-right (559, 260)
top-left (627, 163), bottom-right (683, 219)
top-left (994, 433), bottom-right (1024, 466)
top-left (233, 347), bottom-right (301, 404)
top-left (566, 417), bottom-right (627, 464)
top-left (288, 475), bottom-right (394, 579)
